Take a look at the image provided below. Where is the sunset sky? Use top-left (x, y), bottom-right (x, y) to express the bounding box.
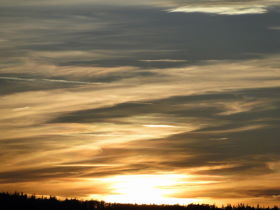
top-left (0, 0), bottom-right (280, 206)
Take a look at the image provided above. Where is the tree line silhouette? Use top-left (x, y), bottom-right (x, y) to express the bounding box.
top-left (0, 192), bottom-right (279, 210)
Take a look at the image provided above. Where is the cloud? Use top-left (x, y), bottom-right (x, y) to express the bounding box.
top-left (166, 0), bottom-right (280, 15)
top-left (1, 3), bottom-right (280, 74)
top-left (2, 0), bottom-right (280, 15)
top-left (268, 25), bottom-right (280, 30)
top-left (165, 0), bottom-right (280, 15)
top-left (3, 85), bottom-right (278, 179)
top-left (140, 59), bottom-right (188, 63)
top-left (169, 6), bottom-right (267, 15)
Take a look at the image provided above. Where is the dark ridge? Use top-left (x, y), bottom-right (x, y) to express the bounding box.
top-left (0, 192), bottom-right (278, 210)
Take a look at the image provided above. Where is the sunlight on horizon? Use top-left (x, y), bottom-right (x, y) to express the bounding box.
top-left (93, 174), bottom-right (200, 205)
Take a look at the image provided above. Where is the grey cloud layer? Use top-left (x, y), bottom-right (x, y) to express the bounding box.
top-left (1, 4), bottom-right (280, 69)
top-left (2, 1), bottom-right (280, 13)
top-left (0, 3), bottom-right (280, 97)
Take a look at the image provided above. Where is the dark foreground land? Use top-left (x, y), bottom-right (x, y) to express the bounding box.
top-left (0, 192), bottom-right (279, 210)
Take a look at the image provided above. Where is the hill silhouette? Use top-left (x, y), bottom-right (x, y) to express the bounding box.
top-left (0, 192), bottom-right (278, 210)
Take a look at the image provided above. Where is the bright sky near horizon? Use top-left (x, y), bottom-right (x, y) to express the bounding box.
top-left (0, 0), bottom-right (280, 206)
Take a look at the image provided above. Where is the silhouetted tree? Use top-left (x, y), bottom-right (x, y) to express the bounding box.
top-left (0, 192), bottom-right (278, 210)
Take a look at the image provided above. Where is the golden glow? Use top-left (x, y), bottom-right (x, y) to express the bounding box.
top-left (100, 174), bottom-right (199, 205)
top-left (143, 124), bottom-right (176, 128)
top-left (1, 55), bottom-right (280, 206)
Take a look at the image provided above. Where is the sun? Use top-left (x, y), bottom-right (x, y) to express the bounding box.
top-left (100, 174), bottom-right (199, 205)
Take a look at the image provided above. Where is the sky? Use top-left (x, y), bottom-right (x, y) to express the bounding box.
top-left (0, 0), bottom-right (280, 206)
